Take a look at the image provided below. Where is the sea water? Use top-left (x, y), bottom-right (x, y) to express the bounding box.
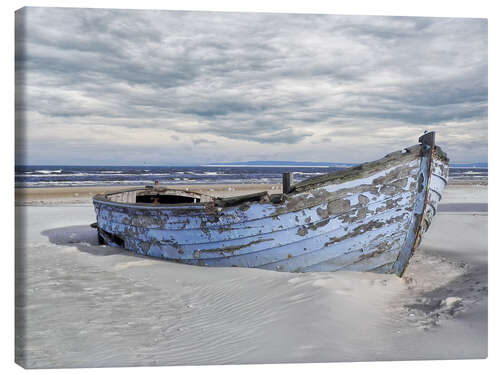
top-left (15, 164), bottom-right (487, 188)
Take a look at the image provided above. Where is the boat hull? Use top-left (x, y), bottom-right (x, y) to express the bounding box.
top-left (93, 135), bottom-right (448, 275)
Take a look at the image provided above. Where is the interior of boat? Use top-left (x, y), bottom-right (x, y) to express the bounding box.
top-left (101, 187), bottom-right (283, 207)
top-left (104, 187), bottom-right (214, 205)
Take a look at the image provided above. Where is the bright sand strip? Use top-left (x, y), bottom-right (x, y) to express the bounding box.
top-left (15, 183), bottom-right (487, 368)
top-left (15, 184), bottom-right (282, 205)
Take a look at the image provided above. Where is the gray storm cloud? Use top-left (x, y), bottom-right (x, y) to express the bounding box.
top-left (15, 8), bottom-right (487, 165)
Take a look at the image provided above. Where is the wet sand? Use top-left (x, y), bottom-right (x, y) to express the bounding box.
top-left (15, 183), bottom-right (487, 368)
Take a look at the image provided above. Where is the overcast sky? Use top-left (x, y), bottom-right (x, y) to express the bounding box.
top-left (15, 7), bottom-right (487, 165)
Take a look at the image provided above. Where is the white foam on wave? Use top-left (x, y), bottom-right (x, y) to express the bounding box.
top-left (19, 172), bottom-right (177, 178)
top-left (449, 166), bottom-right (488, 170)
top-left (201, 172), bottom-right (239, 176)
top-left (463, 171), bottom-right (487, 175)
top-left (18, 172), bottom-right (92, 178)
top-left (35, 169), bottom-right (63, 174)
top-left (293, 172), bottom-right (325, 175)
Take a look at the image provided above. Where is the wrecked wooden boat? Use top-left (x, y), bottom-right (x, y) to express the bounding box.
top-left (92, 132), bottom-right (448, 275)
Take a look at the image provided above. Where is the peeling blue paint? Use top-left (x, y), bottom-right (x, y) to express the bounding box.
top-left (93, 137), bottom-right (448, 275)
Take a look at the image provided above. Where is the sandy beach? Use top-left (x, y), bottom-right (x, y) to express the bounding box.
top-left (15, 182), bottom-right (487, 368)
top-left (15, 184), bottom-right (283, 205)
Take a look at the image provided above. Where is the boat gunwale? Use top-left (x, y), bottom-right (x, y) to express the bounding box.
top-left (93, 142), bottom-right (443, 210)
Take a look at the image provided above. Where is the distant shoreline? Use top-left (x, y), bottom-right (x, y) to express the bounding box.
top-left (200, 164), bottom-right (339, 168)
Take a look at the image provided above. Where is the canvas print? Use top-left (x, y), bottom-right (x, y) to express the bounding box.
top-left (15, 7), bottom-right (487, 368)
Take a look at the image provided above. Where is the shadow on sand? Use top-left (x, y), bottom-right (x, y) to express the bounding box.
top-left (41, 225), bottom-right (146, 259)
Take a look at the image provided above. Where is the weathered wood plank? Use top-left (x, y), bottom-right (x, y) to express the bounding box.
top-left (257, 223), bottom-right (408, 271)
top-left (100, 201), bottom-right (412, 263)
top-left (97, 189), bottom-right (416, 247)
top-left (301, 233), bottom-right (406, 272)
top-left (292, 145), bottom-right (420, 192)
